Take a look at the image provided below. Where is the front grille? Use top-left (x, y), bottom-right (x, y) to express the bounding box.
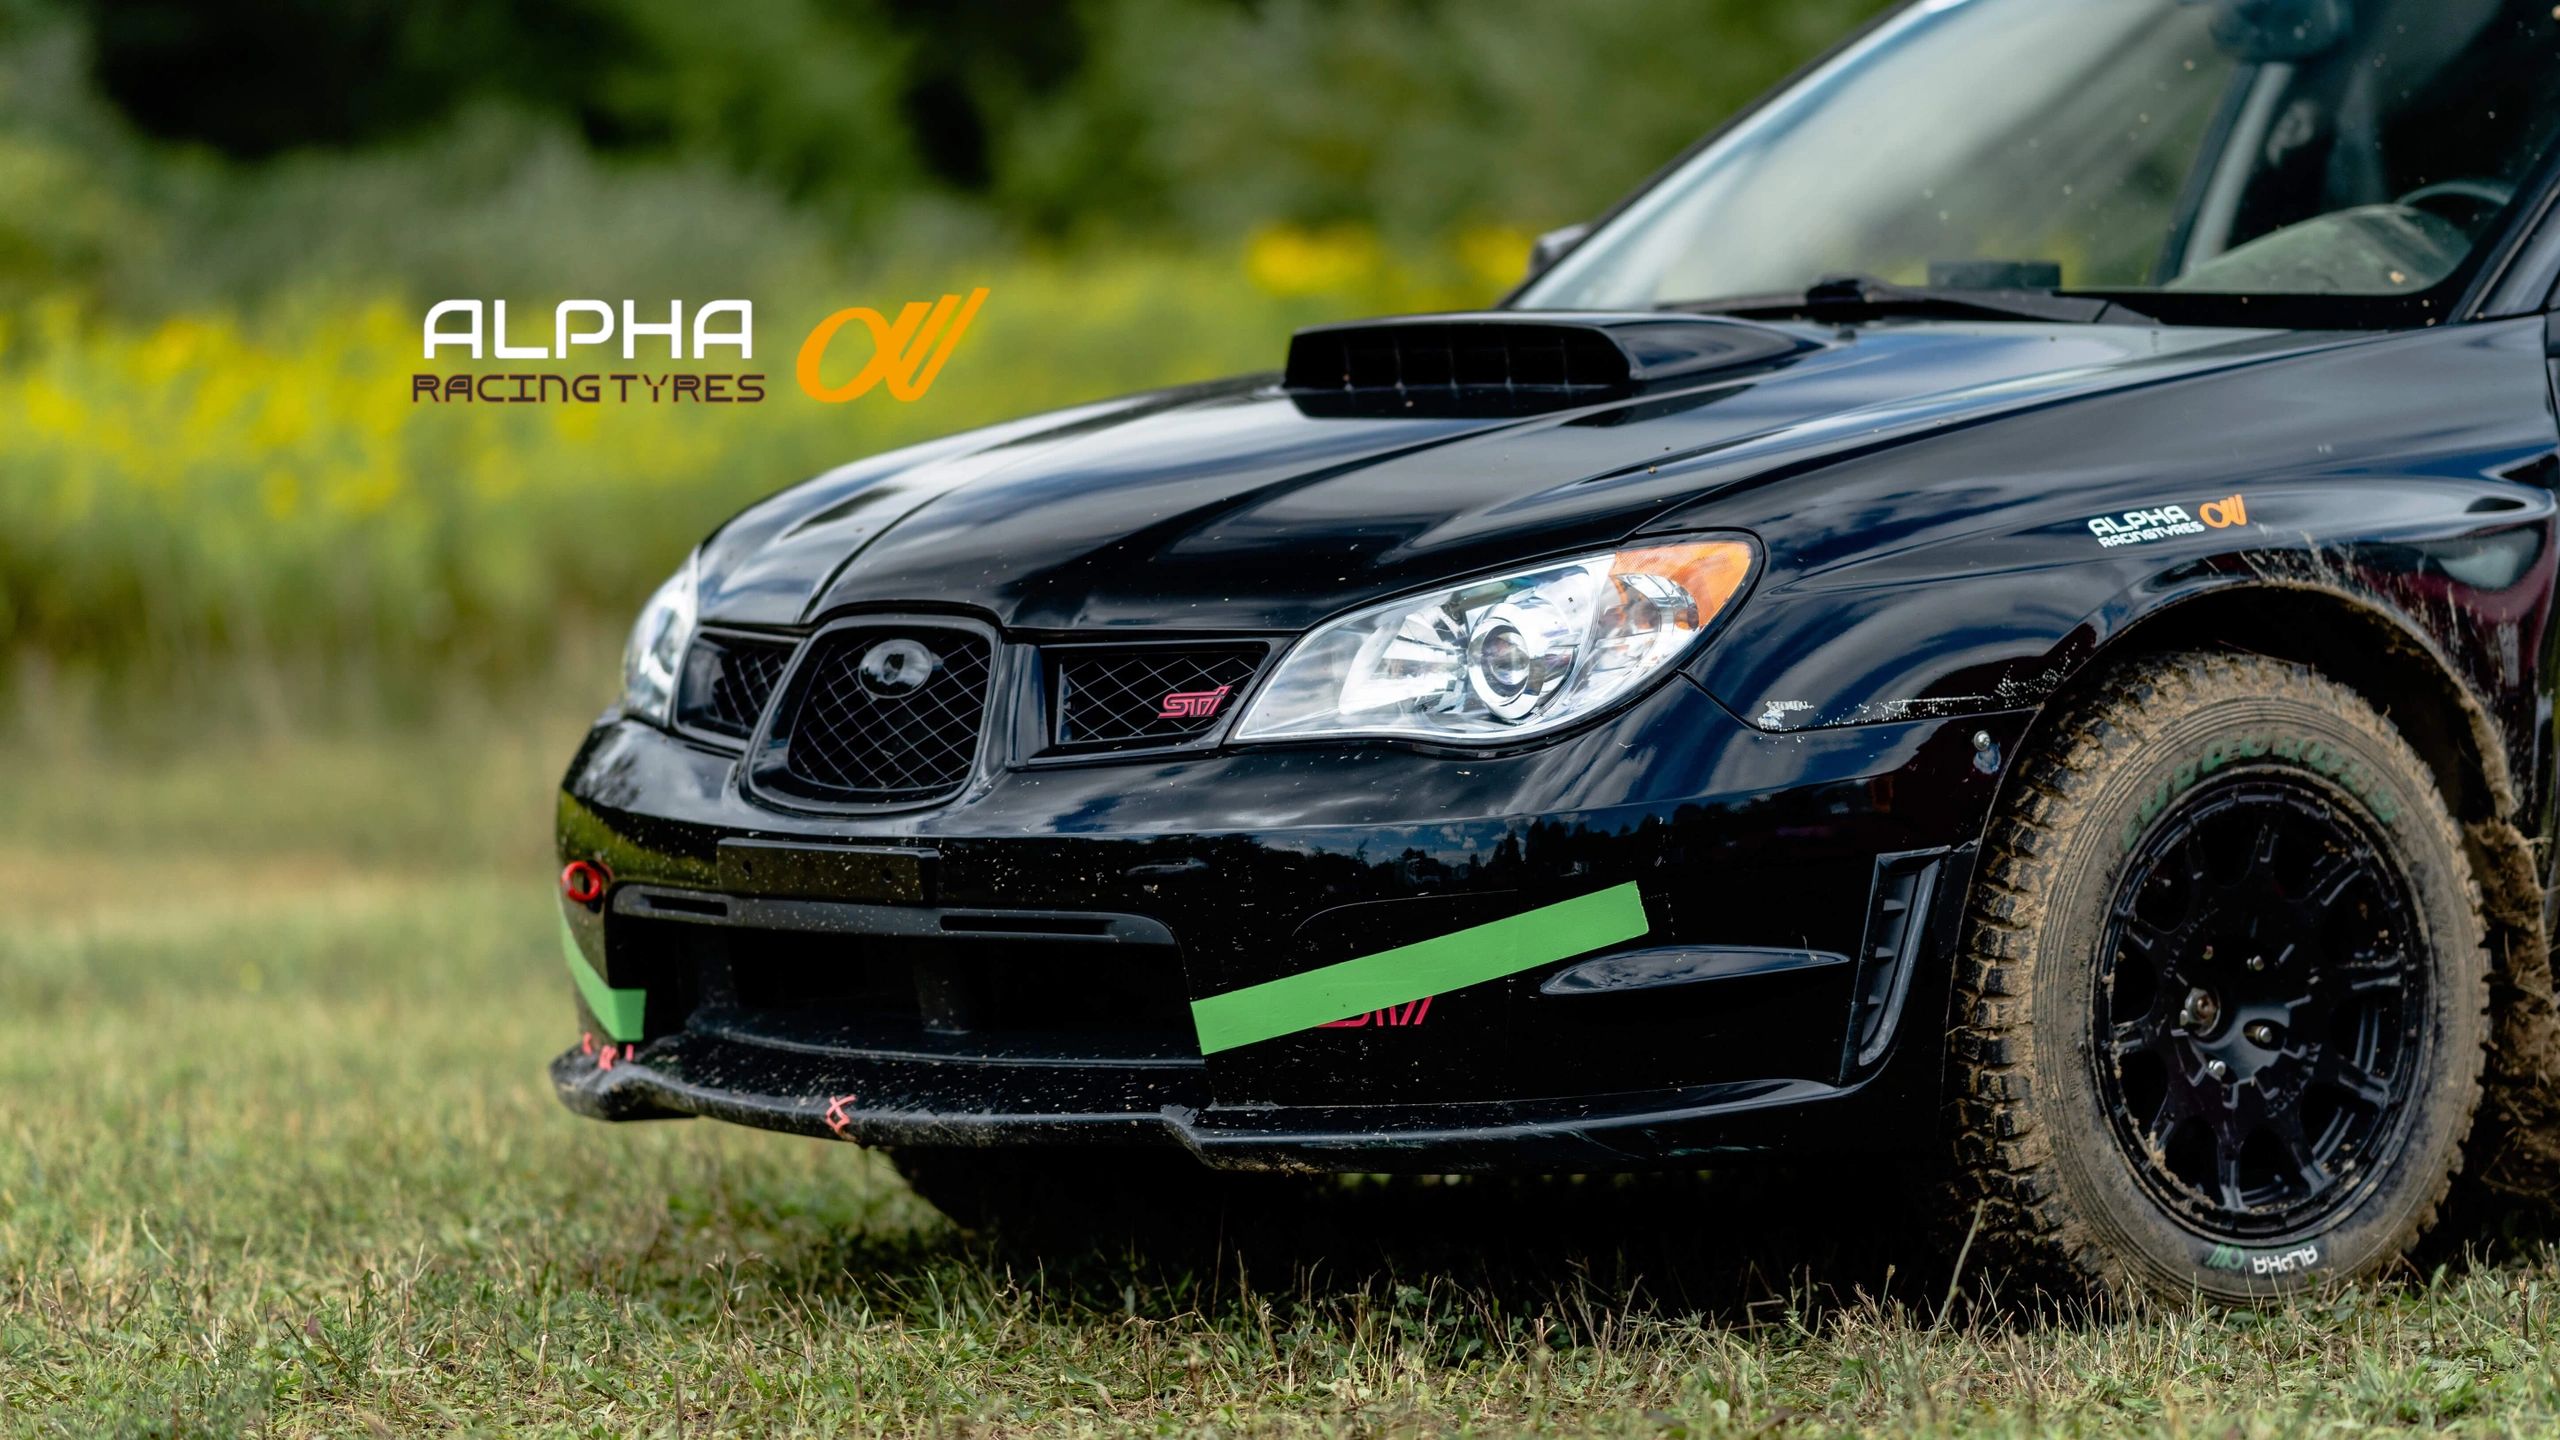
top-left (1051, 645), bottom-right (1264, 751)
top-left (677, 634), bottom-right (793, 739)
top-left (777, 626), bottom-right (992, 802)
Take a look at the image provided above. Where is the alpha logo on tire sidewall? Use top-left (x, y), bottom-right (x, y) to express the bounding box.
top-left (2202, 1240), bottom-right (2322, 1277)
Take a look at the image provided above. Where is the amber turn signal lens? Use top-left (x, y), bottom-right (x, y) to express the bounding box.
top-left (1610, 539), bottom-right (1754, 630)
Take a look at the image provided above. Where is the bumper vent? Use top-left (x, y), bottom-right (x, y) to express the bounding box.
top-left (772, 626), bottom-right (993, 804)
top-left (1051, 645), bottom-right (1265, 751)
top-left (1845, 849), bottom-right (1947, 1075)
top-left (677, 634), bottom-right (793, 740)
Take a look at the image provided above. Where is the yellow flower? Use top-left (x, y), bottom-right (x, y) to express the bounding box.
top-left (551, 402), bottom-right (602, 444)
top-left (326, 462), bottom-right (403, 517)
top-left (252, 386), bottom-right (313, 451)
top-left (1245, 223), bottom-right (1384, 297)
top-left (260, 468), bottom-right (300, 521)
top-left (23, 375), bottom-right (85, 438)
top-left (1454, 225), bottom-right (1535, 294)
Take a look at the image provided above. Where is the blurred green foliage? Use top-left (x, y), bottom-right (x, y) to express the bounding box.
top-left (9, 0), bottom-right (1887, 308)
top-left (0, 0), bottom-right (1887, 725)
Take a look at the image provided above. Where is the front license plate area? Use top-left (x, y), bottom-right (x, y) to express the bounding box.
top-left (715, 839), bottom-right (936, 904)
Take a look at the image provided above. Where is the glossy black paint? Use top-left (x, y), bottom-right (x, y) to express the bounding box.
top-left (558, 180), bottom-right (2560, 1176)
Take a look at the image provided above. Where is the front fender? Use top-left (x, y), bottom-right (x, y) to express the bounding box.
top-left (1691, 480), bottom-right (2554, 757)
top-left (1661, 318), bottom-right (2558, 754)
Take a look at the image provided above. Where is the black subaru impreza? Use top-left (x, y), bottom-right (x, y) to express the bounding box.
top-left (554, 0), bottom-right (2560, 1299)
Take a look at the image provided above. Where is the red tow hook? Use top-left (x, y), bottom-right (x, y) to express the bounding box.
top-left (561, 860), bottom-right (609, 908)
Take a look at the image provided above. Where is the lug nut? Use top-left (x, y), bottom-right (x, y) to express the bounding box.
top-left (2247, 954), bottom-right (2266, 972)
top-left (2204, 1058), bottom-right (2232, 1083)
top-left (2245, 1021), bottom-right (2280, 1047)
top-left (2179, 988), bottom-right (2220, 1032)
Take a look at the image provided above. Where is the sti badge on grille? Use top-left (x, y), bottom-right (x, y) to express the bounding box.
top-left (1156, 685), bottom-right (1231, 720)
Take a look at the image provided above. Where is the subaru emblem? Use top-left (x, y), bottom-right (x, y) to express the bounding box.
top-left (856, 638), bottom-right (939, 697)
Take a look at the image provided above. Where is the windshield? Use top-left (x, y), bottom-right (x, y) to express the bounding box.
top-left (1519, 0), bottom-right (2560, 322)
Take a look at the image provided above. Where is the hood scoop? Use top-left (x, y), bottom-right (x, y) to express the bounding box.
top-left (1283, 312), bottom-right (1807, 417)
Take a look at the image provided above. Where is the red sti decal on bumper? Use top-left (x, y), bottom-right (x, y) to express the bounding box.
top-left (1316, 996), bottom-right (1434, 1028)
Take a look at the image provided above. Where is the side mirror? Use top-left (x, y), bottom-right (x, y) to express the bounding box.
top-left (1524, 223), bottom-right (1591, 283)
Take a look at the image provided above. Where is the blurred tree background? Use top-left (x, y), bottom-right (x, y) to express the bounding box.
top-left (0, 0), bottom-right (1886, 729)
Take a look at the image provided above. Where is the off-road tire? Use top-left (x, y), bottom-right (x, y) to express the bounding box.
top-left (1948, 650), bottom-right (2489, 1303)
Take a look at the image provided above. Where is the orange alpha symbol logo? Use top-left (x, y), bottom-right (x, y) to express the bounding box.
top-left (2198, 493), bottom-right (2248, 528)
top-left (796, 288), bottom-right (988, 403)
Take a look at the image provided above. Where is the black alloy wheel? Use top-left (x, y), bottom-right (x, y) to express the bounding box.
top-left (2095, 779), bottom-right (2426, 1240)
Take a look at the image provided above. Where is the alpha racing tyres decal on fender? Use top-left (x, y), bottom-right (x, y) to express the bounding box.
top-left (2084, 493), bottom-right (2248, 548)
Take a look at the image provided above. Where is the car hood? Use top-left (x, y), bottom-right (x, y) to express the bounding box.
top-left (697, 315), bottom-right (2298, 634)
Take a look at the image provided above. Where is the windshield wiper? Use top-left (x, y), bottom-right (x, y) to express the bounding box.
top-left (1670, 274), bottom-right (2156, 326)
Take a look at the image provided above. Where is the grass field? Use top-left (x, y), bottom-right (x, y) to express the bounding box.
top-left (11, 706), bottom-right (2560, 1435)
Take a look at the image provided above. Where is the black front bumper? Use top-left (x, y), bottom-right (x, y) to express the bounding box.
top-left (552, 676), bottom-right (2025, 1170)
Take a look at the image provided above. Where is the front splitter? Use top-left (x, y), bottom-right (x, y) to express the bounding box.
top-left (551, 1031), bottom-right (1884, 1173)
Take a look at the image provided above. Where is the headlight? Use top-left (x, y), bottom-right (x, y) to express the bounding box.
top-left (1233, 537), bottom-right (1753, 744)
top-left (620, 551), bottom-right (699, 726)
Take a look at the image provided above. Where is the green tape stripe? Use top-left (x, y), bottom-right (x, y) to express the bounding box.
top-left (1189, 883), bottom-right (1649, 1055)
top-left (558, 909), bottom-right (647, 1042)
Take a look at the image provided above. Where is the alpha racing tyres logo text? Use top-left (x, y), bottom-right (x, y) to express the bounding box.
top-left (412, 290), bottom-right (986, 406)
top-left (2085, 493), bottom-right (2248, 548)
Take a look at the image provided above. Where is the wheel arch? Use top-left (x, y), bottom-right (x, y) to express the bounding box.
top-left (2062, 580), bottom-right (2517, 830)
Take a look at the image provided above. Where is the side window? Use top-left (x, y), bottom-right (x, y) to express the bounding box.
top-left (2225, 1), bottom-right (2560, 252)
top-left (2168, 0), bottom-right (2560, 295)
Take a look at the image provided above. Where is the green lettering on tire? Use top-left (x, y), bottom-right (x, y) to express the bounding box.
top-left (2122, 731), bottom-right (2398, 851)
